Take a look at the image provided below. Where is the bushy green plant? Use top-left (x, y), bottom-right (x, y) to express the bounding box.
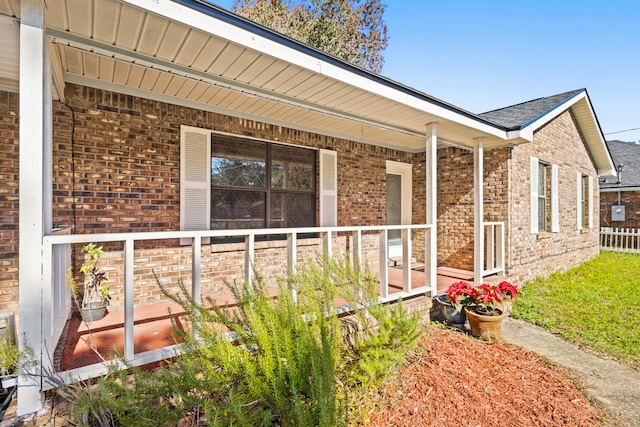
top-left (64, 254), bottom-right (422, 426)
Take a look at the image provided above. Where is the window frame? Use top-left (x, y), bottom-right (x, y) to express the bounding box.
top-left (210, 135), bottom-right (317, 231)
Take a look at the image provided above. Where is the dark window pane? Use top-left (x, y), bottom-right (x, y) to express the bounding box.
top-left (211, 189), bottom-right (265, 229)
top-left (270, 193), bottom-right (315, 228)
top-left (212, 138), bottom-right (266, 188)
top-left (271, 144), bottom-right (315, 190)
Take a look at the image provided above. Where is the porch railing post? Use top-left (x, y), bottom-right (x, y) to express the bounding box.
top-left (192, 236), bottom-right (201, 302)
top-left (352, 229), bottom-right (362, 278)
top-left (245, 234), bottom-right (255, 284)
top-left (322, 231), bottom-right (333, 258)
top-left (378, 230), bottom-right (389, 299)
top-left (124, 239), bottom-right (135, 361)
top-left (402, 228), bottom-right (412, 292)
top-left (287, 232), bottom-right (297, 302)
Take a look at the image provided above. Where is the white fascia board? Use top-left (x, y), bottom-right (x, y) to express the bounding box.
top-left (121, 0), bottom-right (509, 139)
top-left (525, 91), bottom-right (615, 178)
top-left (600, 186), bottom-right (640, 192)
top-left (506, 127), bottom-right (533, 142)
top-left (598, 168), bottom-right (617, 179)
top-left (525, 91), bottom-right (586, 132)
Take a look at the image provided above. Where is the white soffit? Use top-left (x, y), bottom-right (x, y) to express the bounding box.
top-left (0, 14), bottom-right (19, 90)
top-left (6, 0), bottom-right (518, 151)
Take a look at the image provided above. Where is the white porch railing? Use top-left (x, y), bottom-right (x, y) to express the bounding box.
top-left (600, 227), bottom-right (640, 254)
top-left (43, 224), bottom-right (434, 385)
top-left (483, 222), bottom-right (505, 277)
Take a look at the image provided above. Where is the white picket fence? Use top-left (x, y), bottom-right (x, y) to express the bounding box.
top-left (600, 227), bottom-right (640, 253)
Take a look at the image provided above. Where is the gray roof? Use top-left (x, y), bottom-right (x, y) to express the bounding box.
top-left (601, 140), bottom-right (640, 189)
top-left (478, 89), bottom-right (584, 130)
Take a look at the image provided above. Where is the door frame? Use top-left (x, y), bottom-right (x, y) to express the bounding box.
top-left (386, 160), bottom-right (412, 226)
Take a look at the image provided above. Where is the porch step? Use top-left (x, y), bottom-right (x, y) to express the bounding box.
top-left (436, 267), bottom-right (474, 281)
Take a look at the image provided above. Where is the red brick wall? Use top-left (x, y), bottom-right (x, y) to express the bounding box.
top-left (0, 84), bottom-right (426, 311)
top-left (601, 191), bottom-right (640, 229)
top-left (0, 91), bottom-right (19, 315)
top-left (507, 110), bottom-right (600, 283)
top-left (436, 146), bottom-right (509, 270)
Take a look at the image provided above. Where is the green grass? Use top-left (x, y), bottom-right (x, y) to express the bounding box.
top-left (511, 251), bottom-right (640, 369)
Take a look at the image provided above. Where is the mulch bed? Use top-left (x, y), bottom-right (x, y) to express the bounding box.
top-left (365, 326), bottom-right (601, 426)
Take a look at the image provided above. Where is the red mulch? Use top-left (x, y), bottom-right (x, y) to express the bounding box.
top-left (365, 327), bottom-right (601, 427)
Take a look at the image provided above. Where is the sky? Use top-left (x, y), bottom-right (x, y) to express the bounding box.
top-left (212, 0), bottom-right (640, 143)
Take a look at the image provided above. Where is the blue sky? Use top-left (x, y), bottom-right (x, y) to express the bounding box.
top-left (213, 0), bottom-right (640, 143)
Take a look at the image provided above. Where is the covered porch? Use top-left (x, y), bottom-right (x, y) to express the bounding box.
top-left (10, 0), bottom-right (517, 415)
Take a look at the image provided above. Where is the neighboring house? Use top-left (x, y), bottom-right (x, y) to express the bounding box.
top-left (0, 0), bottom-right (615, 415)
top-left (600, 140), bottom-right (640, 229)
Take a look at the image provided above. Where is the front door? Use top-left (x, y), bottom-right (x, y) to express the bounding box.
top-left (386, 173), bottom-right (402, 258)
top-left (385, 161), bottom-right (412, 260)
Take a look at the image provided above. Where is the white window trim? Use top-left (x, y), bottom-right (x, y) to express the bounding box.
top-left (180, 125), bottom-right (211, 245)
top-left (551, 164), bottom-right (559, 232)
top-left (530, 157), bottom-right (538, 234)
top-left (319, 149), bottom-right (338, 227)
top-left (531, 157), bottom-right (559, 234)
top-left (180, 127), bottom-right (336, 235)
top-left (577, 172), bottom-right (584, 230)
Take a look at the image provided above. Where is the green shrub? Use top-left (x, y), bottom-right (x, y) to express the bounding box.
top-left (64, 254), bottom-right (421, 426)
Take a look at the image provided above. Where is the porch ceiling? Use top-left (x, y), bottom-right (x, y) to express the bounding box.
top-left (0, 0), bottom-right (523, 152)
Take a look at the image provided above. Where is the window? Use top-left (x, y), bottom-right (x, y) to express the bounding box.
top-left (537, 161), bottom-right (549, 232)
top-left (210, 135), bottom-right (316, 230)
top-left (530, 157), bottom-right (559, 234)
top-left (577, 173), bottom-right (593, 230)
top-left (180, 126), bottom-right (337, 242)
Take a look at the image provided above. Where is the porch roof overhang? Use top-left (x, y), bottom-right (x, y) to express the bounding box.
top-left (0, 0), bottom-right (531, 153)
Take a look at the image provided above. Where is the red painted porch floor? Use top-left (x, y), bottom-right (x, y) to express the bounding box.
top-left (56, 267), bottom-right (466, 372)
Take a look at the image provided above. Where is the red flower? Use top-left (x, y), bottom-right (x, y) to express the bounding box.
top-left (498, 281), bottom-right (518, 299)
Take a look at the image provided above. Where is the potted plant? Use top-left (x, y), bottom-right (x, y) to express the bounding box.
top-left (497, 280), bottom-right (519, 316)
top-left (68, 243), bottom-right (111, 323)
top-left (443, 281), bottom-right (517, 340)
top-left (435, 281), bottom-right (476, 328)
top-left (463, 283), bottom-right (507, 340)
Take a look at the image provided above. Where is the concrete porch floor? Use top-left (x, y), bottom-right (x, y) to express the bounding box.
top-left (55, 267), bottom-right (468, 371)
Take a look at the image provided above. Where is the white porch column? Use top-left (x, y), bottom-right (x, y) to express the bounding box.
top-left (473, 139), bottom-right (484, 284)
top-left (18, 0), bottom-right (51, 415)
top-left (425, 124), bottom-right (438, 295)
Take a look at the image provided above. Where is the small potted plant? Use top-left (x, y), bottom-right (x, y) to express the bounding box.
top-left (463, 283), bottom-right (506, 340)
top-left (68, 243), bottom-right (111, 322)
top-left (498, 281), bottom-right (519, 316)
top-left (435, 281), bottom-right (476, 328)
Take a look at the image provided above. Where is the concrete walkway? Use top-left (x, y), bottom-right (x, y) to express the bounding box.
top-left (502, 317), bottom-right (640, 427)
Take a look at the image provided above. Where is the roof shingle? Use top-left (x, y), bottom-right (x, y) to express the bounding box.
top-left (478, 89), bottom-right (584, 130)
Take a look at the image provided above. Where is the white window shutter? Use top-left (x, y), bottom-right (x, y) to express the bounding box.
top-left (530, 157), bottom-right (539, 234)
top-left (180, 126), bottom-right (211, 245)
top-left (319, 149), bottom-right (337, 227)
top-left (551, 164), bottom-right (559, 232)
top-left (576, 172), bottom-right (583, 230)
top-left (588, 175), bottom-right (594, 229)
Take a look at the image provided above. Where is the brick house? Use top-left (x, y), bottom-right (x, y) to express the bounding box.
top-left (0, 0), bottom-right (614, 415)
top-left (600, 140), bottom-right (640, 229)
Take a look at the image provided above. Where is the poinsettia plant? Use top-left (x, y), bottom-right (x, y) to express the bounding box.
top-left (498, 281), bottom-right (518, 299)
top-left (445, 281), bottom-right (478, 314)
top-left (444, 280), bottom-right (518, 315)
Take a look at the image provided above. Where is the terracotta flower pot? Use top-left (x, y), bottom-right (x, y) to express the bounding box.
top-left (464, 307), bottom-right (505, 340)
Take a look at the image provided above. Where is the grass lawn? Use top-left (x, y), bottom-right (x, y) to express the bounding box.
top-left (511, 251), bottom-right (640, 369)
